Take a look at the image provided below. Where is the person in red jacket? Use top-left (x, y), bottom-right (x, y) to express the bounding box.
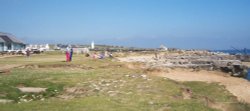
top-left (65, 47), bottom-right (70, 62)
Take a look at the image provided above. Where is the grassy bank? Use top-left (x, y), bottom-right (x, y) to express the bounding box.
top-left (0, 53), bottom-right (249, 111)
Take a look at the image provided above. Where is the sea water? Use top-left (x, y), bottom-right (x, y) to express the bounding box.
top-left (247, 69), bottom-right (250, 81)
top-left (213, 49), bottom-right (250, 55)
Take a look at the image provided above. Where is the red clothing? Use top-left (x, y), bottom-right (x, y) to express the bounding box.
top-left (66, 51), bottom-right (70, 62)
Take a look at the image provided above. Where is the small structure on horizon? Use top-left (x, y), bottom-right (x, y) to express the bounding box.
top-left (159, 44), bottom-right (168, 51)
top-left (91, 41), bottom-right (95, 49)
top-left (0, 32), bottom-right (26, 52)
top-left (70, 44), bottom-right (89, 54)
top-left (26, 44), bottom-right (50, 52)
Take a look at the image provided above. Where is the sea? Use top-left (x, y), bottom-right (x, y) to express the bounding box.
top-left (213, 49), bottom-right (250, 81)
top-left (213, 49), bottom-right (250, 55)
top-left (248, 69), bottom-right (250, 81)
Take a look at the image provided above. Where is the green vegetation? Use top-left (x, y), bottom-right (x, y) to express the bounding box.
top-left (0, 53), bottom-right (249, 111)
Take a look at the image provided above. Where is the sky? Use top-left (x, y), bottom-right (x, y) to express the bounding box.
top-left (0, 0), bottom-right (249, 49)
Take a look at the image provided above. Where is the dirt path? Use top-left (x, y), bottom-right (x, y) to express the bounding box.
top-left (149, 68), bottom-right (250, 103)
top-left (0, 64), bottom-right (22, 71)
top-left (0, 55), bottom-right (23, 59)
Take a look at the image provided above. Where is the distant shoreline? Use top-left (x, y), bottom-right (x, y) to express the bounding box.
top-left (213, 49), bottom-right (250, 55)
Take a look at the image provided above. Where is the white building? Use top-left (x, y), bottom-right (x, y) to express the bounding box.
top-left (160, 45), bottom-right (168, 51)
top-left (27, 44), bottom-right (50, 51)
top-left (91, 41), bottom-right (95, 49)
top-left (73, 48), bottom-right (89, 54)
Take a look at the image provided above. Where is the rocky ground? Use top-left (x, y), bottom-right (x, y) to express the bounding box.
top-left (118, 55), bottom-right (250, 104)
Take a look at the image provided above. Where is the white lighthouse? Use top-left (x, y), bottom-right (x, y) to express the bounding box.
top-left (91, 41), bottom-right (95, 49)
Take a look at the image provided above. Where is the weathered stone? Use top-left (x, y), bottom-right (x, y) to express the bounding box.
top-left (18, 87), bottom-right (47, 93)
top-left (0, 99), bottom-right (14, 104)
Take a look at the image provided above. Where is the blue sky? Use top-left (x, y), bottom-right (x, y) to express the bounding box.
top-left (0, 0), bottom-right (249, 49)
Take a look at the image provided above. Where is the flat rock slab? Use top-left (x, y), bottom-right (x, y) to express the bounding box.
top-left (18, 87), bottom-right (47, 93)
top-left (0, 99), bottom-right (14, 104)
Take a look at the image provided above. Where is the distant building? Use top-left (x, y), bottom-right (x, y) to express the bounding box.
top-left (159, 45), bottom-right (168, 51)
top-left (91, 41), bottom-right (95, 49)
top-left (26, 44), bottom-right (50, 51)
top-left (73, 48), bottom-right (89, 54)
top-left (52, 44), bottom-right (61, 50)
top-left (0, 32), bottom-right (26, 52)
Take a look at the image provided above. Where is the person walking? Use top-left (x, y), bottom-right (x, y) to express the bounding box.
top-left (26, 49), bottom-right (30, 57)
top-left (65, 47), bottom-right (70, 62)
top-left (70, 48), bottom-right (73, 61)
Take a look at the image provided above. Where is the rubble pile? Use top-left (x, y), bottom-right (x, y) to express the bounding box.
top-left (119, 51), bottom-right (248, 77)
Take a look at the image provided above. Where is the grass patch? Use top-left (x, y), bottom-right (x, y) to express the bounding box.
top-left (183, 82), bottom-right (237, 102)
top-left (0, 54), bottom-right (249, 111)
